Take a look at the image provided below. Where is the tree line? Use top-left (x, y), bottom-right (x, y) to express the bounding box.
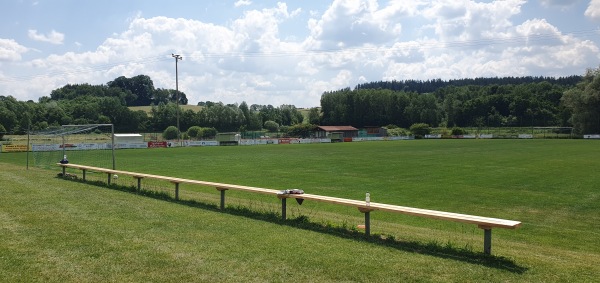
top-left (1, 70), bottom-right (599, 138)
top-left (322, 72), bottom-right (599, 134)
top-left (0, 74), bottom-right (307, 136)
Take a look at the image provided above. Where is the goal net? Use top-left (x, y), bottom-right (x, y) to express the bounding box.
top-left (31, 124), bottom-right (115, 170)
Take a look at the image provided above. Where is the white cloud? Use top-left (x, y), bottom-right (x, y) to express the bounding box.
top-left (540, 0), bottom-right (580, 7)
top-left (0, 38), bottom-right (28, 61)
top-left (27, 29), bottom-right (64, 45)
top-left (307, 0), bottom-right (423, 49)
top-left (2, 1), bottom-right (600, 108)
top-left (422, 0), bottom-right (525, 42)
top-left (234, 0), bottom-right (252, 8)
top-left (585, 0), bottom-right (600, 20)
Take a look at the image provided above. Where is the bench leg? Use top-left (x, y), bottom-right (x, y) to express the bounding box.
top-left (82, 169), bottom-right (86, 181)
top-left (175, 183), bottom-right (179, 200)
top-left (220, 189), bottom-right (226, 210)
top-left (107, 173), bottom-right (111, 185)
top-left (137, 178), bottom-right (142, 191)
top-left (483, 228), bottom-right (492, 255)
top-left (281, 198), bottom-right (287, 220)
top-left (62, 166), bottom-right (66, 177)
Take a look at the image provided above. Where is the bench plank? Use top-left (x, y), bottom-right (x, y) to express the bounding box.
top-left (57, 163), bottom-right (520, 229)
top-left (58, 163), bottom-right (521, 255)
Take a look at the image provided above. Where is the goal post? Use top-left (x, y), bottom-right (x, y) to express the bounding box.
top-left (30, 124), bottom-right (116, 170)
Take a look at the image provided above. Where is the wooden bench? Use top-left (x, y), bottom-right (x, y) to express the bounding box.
top-left (58, 163), bottom-right (521, 255)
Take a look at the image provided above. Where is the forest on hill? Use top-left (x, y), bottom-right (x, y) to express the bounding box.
top-left (1, 69), bottom-right (599, 137)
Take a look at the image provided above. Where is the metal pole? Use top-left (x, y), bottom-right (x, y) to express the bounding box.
top-left (26, 126), bottom-right (30, 170)
top-left (62, 134), bottom-right (65, 162)
top-left (111, 124), bottom-right (115, 170)
top-left (172, 54), bottom-right (182, 147)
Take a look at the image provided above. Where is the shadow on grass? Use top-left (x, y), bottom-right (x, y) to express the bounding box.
top-left (62, 176), bottom-right (528, 274)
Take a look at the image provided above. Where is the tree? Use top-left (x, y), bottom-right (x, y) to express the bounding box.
top-left (198, 103), bottom-right (246, 132)
top-left (263, 120), bottom-right (279, 132)
top-left (187, 126), bottom-right (203, 139)
top-left (0, 124), bottom-right (6, 139)
top-left (562, 67), bottom-right (600, 134)
top-left (0, 107), bottom-right (17, 134)
top-left (308, 107), bottom-right (321, 125)
top-left (107, 75), bottom-right (155, 106)
top-left (409, 123), bottom-right (431, 138)
top-left (285, 124), bottom-right (317, 138)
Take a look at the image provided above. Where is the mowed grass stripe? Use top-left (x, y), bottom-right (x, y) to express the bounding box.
top-left (0, 163), bottom-right (513, 282)
top-left (1, 139), bottom-right (599, 281)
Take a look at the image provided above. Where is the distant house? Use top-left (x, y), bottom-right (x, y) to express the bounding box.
top-left (315, 126), bottom-right (359, 139)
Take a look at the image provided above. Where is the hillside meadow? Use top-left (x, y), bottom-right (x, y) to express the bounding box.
top-left (1, 139), bottom-right (598, 282)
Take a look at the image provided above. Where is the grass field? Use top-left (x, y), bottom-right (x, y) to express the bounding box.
top-left (1, 140), bottom-right (599, 282)
top-left (129, 105), bottom-right (204, 114)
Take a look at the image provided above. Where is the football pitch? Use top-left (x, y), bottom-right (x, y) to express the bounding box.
top-left (1, 139), bottom-right (598, 282)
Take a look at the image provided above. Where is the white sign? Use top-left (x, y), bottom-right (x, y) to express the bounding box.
top-left (185, 141), bottom-right (219, 146)
top-left (584, 134), bottom-right (600, 139)
top-left (425, 134), bottom-right (441, 139)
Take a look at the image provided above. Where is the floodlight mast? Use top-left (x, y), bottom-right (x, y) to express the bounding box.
top-left (172, 53), bottom-right (183, 147)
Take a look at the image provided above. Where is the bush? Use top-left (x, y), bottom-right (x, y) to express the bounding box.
top-left (409, 123), bottom-right (431, 138)
top-left (451, 127), bottom-right (467, 136)
top-left (387, 127), bottom-right (409, 136)
top-left (264, 120), bottom-right (279, 132)
top-left (162, 126), bottom-right (179, 140)
top-left (0, 124), bottom-right (5, 139)
top-left (201, 127), bottom-right (217, 139)
top-left (187, 126), bottom-right (203, 139)
top-left (285, 124), bottom-right (317, 138)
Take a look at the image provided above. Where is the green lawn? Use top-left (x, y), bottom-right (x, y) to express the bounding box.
top-left (129, 105), bottom-right (203, 115)
top-left (1, 140), bottom-right (599, 282)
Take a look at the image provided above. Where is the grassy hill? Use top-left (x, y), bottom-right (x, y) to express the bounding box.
top-left (1, 140), bottom-right (598, 281)
top-left (129, 105), bottom-right (204, 115)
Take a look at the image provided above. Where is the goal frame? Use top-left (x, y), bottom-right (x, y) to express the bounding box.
top-left (60, 124), bottom-right (115, 170)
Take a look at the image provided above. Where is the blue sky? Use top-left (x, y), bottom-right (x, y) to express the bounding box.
top-left (1, 0), bottom-right (600, 107)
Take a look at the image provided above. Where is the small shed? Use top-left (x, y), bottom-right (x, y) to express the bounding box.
top-left (315, 126), bottom-right (359, 139)
top-left (114, 133), bottom-right (143, 143)
top-left (216, 132), bottom-right (241, 146)
top-left (361, 126), bottom-right (387, 137)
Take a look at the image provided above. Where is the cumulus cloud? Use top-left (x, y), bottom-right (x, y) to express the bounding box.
top-left (585, 0), bottom-right (600, 20)
top-left (422, 0), bottom-right (525, 42)
top-left (28, 29), bottom-right (64, 45)
top-left (0, 38), bottom-right (28, 61)
top-left (540, 0), bottom-right (580, 7)
top-left (2, 1), bottom-right (600, 107)
top-left (307, 0), bottom-right (422, 49)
